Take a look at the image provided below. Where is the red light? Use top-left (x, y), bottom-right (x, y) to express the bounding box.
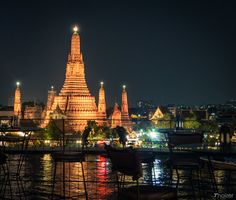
top-left (97, 140), bottom-right (105, 144)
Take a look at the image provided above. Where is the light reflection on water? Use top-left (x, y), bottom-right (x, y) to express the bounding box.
top-left (5, 154), bottom-right (165, 199)
top-left (3, 153), bottom-right (234, 199)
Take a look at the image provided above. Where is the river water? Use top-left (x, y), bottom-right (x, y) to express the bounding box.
top-left (1, 153), bottom-right (234, 199)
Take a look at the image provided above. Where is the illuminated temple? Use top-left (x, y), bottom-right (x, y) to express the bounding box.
top-left (42, 26), bottom-right (132, 131)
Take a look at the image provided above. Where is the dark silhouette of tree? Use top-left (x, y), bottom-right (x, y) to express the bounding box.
top-left (87, 120), bottom-right (99, 132)
top-left (114, 126), bottom-right (128, 148)
top-left (200, 120), bottom-right (219, 133)
top-left (44, 120), bottom-right (62, 140)
top-left (133, 120), bottom-right (152, 132)
top-left (82, 127), bottom-right (92, 150)
top-left (155, 113), bottom-right (175, 129)
top-left (101, 126), bottom-right (112, 139)
top-left (86, 120), bottom-right (113, 140)
top-left (183, 114), bottom-right (201, 129)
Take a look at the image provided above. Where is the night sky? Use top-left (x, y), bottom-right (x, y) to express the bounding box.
top-left (0, 0), bottom-right (236, 107)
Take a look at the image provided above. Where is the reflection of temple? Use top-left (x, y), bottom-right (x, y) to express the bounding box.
top-left (42, 26), bottom-right (132, 132)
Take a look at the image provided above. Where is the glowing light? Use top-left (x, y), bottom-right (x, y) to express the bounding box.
top-left (76, 140), bottom-right (82, 144)
top-left (150, 131), bottom-right (156, 139)
top-left (51, 85), bottom-right (54, 90)
top-left (100, 81), bottom-right (104, 85)
top-left (45, 140), bottom-right (50, 144)
top-left (123, 85), bottom-right (126, 89)
top-left (17, 132), bottom-right (24, 137)
top-left (149, 129), bottom-right (161, 141)
top-left (97, 140), bottom-right (105, 145)
top-left (73, 25), bottom-right (78, 32)
top-left (16, 82), bottom-right (20, 86)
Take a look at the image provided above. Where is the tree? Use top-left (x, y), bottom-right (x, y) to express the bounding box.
top-left (86, 120), bottom-right (103, 140)
top-left (133, 120), bottom-right (152, 132)
top-left (87, 121), bottom-right (99, 133)
top-left (183, 115), bottom-right (201, 129)
top-left (113, 126), bottom-right (128, 148)
top-left (82, 127), bottom-right (92, 149)
top-left (111, 128), bottom-right (118, 138)
top-left (86, 121), bottom-right (113, 140)
top-left (200, 120), bottom-right (219, 133)
top-left (155, 113), bottom-right (175, 129)
top-left (139, 133), bottom-right (151, 143)
top-left (44, 120), bottom-right (62, 140)
top-left (101, 126), bottom-right (112, 139)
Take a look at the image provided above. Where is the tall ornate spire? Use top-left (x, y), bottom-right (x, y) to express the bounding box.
top-left (121, 85), bottom-right (128, 114)
top-left (98, 82), bottom-right (106, 114)
top-left (97, 81), bottom-right (107, 126)
top-left (42, 26), bottom-right (99, 131)
top-left (14, 82), bottom-right (21, 117)
top-left (70, 26), bottom-right (81, 59)
top-left (61, 26), bottom-right (91, 96)
top-left (121, 85), bottom-right (132, 131)
top-left (46, 86), bottom-right (56, 110)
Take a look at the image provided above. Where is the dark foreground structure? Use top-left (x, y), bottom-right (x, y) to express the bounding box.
top-left (1, 128), bottom-right (236, 199)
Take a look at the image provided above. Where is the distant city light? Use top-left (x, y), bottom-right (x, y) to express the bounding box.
top-left (100, 81), bottom-right (104, 85)
top-left (149, 130), bottom-right (157, 139)
top-left (51, 85), bottom-right (54, 90)
top-left (45, 140), bottom-right (50, 144)
top-left (16, 81), bottom-right (20, 86)
top-left (17, 131), bottom-right (24, 137)
top-left (76, 140), bottom-right (82, 144)
top-left (149, 129), bottom-right (161, 141)
top-left (123, 85), bottom-right (126, 89)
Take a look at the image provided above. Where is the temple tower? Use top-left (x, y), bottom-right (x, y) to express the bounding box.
top-left (14, 82), bottom-right (21, 117)
top-left (42, 86), bottom-right (57, 120)
top-left (59, 26), bottom-right (91, 96)
top-left (43, 26), bottom-right (99, 131)
top-left (121, 85), bottom-right (132, 131)
top-left (111, 103), bottom-right (121, 128)
top-left (46, 86), bottom-right (56, 110)
top-left (121, 85), bottom-right (128, 114)
top-left (97, 82), bottom-right (107, 125)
